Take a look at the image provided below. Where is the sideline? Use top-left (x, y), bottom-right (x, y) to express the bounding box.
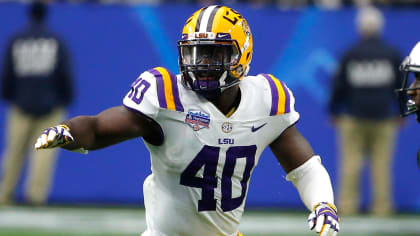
top-left (0, 206), bottom-right (419, 235)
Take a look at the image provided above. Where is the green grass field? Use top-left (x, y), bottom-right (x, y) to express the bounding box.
top-left (1, 231), bottom-right (420, 236)
top-left (0, 206), bottom-right (419, 236)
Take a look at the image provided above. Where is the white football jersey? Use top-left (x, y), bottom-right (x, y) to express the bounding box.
top-left (123, 67), bottom-right (299, 236)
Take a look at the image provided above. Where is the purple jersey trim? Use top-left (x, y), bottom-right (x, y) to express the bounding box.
top-left (261, 73), bottom-right (279, 116)
top-left (148, 68), bottom-right (184, 112)
top-left (148, 69), bottom-right (167, 109)
top-left (280, 81), bottom-right (291, 114)
top-left (167, 69), bottom-right (184, 112)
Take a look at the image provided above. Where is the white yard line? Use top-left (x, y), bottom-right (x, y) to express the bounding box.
top-left (0, 206), bottom-right (419, 235)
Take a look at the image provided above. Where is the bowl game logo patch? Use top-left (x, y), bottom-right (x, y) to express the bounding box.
top-left (185, 109), bottom-right (210, 131)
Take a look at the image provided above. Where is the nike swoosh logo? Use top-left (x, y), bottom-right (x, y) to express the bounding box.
top-left (218, 33), bottom-right (229, 38)
top-left (251, 123), bottom-right (267, 132)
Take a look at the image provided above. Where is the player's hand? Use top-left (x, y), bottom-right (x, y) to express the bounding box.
top-left (308, 202), bottom-right (340, 236)
top-left (34, 124), bottom-right (74, 150)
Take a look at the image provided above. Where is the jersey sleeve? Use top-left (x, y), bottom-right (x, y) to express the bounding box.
top-left (123, 67), bottom-right (185, 119)
top-left (123, 70), bottom-right (159, 118)
top-left (259, 73), bottom-right (299, 116)
top-left (275, 82), bottom-right (300, 125)
top-left (258, 73), bottom-right (300, 142)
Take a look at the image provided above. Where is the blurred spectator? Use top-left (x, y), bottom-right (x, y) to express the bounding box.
top-left (315, 0), bottom-right (342, 9)
top-left (352, 0), bottom-right (373, 6)
top-left (198, 0), bottom-right (218, 5)
top-left (0, 1), bottom-right (74, 206)
top-left (3, 0), bottom-right (420, 7)
top-left (99, 0), bottom-right (162, 5)
top-left (276, 0), bottom-right (309, 9)
top-left (248, 0), bottom-right (274, 8)
top-left (328, 6), bottom-right (403, 216)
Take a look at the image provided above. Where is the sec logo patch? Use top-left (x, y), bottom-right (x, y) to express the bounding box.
top-left (221, 122), bottom-right (233, 133)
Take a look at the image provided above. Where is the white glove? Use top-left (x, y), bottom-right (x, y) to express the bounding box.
top-left (34, 124), bottom-right (74, 149)
top-left (308, 202), bottom-right (340, 236)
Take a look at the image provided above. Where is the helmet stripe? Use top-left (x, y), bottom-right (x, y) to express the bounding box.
top-left (206, 5), bottom-right (222, 32)
top-left (196, 5), bottom-right (219, 32)
top-left (194, 7), bottom-right (207, 32)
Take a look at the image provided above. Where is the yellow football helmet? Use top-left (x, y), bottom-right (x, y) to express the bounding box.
top-left (177, 5), bottom-right (253, 97)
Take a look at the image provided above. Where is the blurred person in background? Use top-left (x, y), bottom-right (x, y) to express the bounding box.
top-left (328, 6), bottom-right (403, 216)
top-left (35, 5), bottom-right (340, 236)
top-left (0, 1), bottom-right (74, 206)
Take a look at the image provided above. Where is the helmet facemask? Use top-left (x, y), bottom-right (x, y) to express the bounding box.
top-left (178, 39), bottom-right (242, 98)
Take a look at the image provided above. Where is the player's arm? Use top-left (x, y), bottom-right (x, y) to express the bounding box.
top-left (269, 124), bottom-right (339, 236)
top-left (269, 124), bottom-right (314, 173)
top-left (35, 106), bottom-right (162, 152)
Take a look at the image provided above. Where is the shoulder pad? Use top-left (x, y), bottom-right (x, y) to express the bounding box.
top-left (123, 67), bottom-right (184, 119)
top-left (146, 67), bottom-right (184, 112)
top-left (258, 73), bottom-right (295, 116)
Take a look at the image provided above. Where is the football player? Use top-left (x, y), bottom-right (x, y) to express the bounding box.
top-left (396, 41), bottom-right (420, 123)
top-left (34, 5), bottom-right (339, 236)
